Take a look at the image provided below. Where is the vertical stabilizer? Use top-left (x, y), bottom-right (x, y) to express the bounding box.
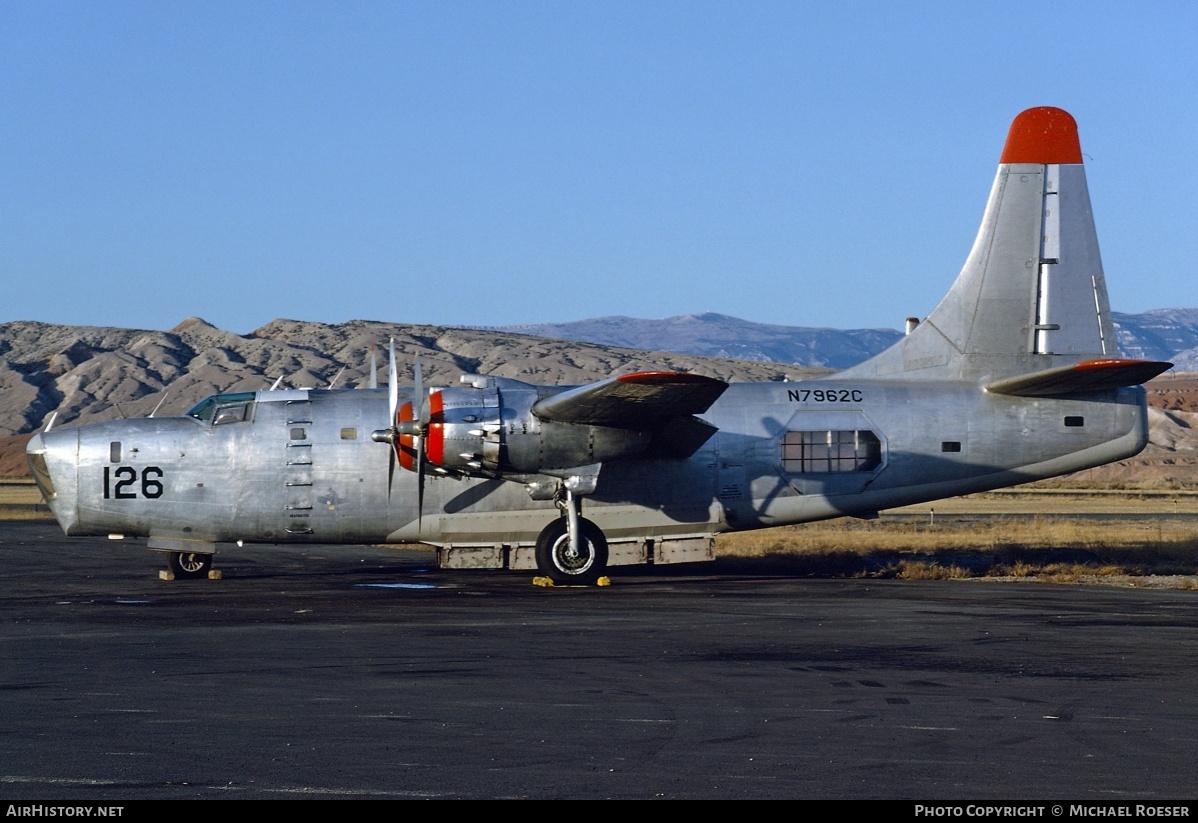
top-left (841, 107), bottom-right (1118, 383)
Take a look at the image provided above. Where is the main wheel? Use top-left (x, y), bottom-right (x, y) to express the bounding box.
top-left (168, 551), bottom-right (213, 580)
top-left (534, 517), bottom-right (608, 586)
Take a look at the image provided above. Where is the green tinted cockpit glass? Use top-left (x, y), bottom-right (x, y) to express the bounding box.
top-left (187, 392), bottom-right (256, 422)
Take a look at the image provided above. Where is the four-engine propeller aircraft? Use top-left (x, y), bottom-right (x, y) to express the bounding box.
top-left (27, 107), bottom-right (1171, 584)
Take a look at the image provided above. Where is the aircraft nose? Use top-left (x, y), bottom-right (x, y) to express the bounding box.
top-left (26, 428), bottom-right (79, 532)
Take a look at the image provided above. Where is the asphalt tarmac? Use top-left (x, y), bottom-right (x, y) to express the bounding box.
top-left (2, 522), bottom-right (1196, 800)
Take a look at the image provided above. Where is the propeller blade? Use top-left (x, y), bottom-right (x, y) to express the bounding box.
top-left (414, 354), bottom-right (428, 427)
top-left (386, 339), bottom-right (400, 500)
top-left (415, 432), bottom-right (425, 530)
top-left (368, 344), bottom-right (378, 390)
top-left (413, 354), bottom-right (426, 527)
top-left (387, 444), bottom-right (396, 500)
top-left (388, 339), bottom-right (398, 428)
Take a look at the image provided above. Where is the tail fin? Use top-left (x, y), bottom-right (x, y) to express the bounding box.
top-left (842, 107), bottom-right (1132, 383)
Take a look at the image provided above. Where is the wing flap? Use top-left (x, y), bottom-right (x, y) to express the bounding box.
top-left (985, 358), bottom-right (1172, 397)
top-left (532, 371), bottom-right (728, 428)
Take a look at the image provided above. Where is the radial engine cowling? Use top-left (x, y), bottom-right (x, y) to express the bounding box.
top-left (397, 375), bottom-right (698, 478)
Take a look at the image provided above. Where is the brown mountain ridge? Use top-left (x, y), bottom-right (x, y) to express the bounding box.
top-left (0, 317), bottom-right (826, 476)
top-left (2, 318), bottom-right (1196, 487)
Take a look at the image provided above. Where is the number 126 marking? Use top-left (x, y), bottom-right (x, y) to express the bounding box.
top-left (103, 466), bottom-right (164, 499)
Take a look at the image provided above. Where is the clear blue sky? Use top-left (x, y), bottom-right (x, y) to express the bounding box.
top-left (3, 1), bottom-right (1195, 334)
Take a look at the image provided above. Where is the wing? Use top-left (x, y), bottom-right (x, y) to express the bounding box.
top-left (985, 358), bottom-right (1172, 397)
top-left (532, 371), bottom-right (728, 428)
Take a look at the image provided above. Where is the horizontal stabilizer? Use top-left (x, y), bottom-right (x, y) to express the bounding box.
top-left (533, 371), bottom-right (728, 428)
top-left (985, 359), bottom-right (1172, 397)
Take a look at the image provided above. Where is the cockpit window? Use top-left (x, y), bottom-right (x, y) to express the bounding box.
top-left (187, 392), bottom-right (256, 424)
top-left (214, 404), bottom-right (250, 426)
top-left (186, 397), bottom-right (217, 422)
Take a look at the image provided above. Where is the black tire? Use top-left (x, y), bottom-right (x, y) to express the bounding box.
top-left (534, 516), bottom-right (608, 585)
top-left (168, 551), bottom-right (212, 580)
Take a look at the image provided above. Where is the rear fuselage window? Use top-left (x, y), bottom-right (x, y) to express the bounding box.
top-left (782, 430), bottom-right (882, 473)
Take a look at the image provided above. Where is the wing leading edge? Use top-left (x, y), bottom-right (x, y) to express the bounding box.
top-left (532, 371), bottom-right (728, 428)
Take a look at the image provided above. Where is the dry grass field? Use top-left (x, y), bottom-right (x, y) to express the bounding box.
top-left (0, 478), bottom-right (49, 518)
top-left (717, 508), bottom-right (1198, 588)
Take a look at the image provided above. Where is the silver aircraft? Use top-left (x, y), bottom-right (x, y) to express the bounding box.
top-left (27, 107), bottom-right (1171, 584)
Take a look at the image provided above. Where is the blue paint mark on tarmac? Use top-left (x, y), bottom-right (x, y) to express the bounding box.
top-left (355, 582), bottom-right (438, 590)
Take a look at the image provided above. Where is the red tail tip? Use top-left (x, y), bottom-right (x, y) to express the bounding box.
top-left (1000, 107), bottom-right (1083, 165)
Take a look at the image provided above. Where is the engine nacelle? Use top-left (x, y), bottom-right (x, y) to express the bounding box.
top-left (397, 378), bottom-right (654, 478)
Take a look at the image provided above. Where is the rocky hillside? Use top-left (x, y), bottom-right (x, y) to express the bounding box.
top-left (1113, 309), bottom-right (1198, 368)
top-left (4, 315), bottom-right (1198, 486)
top-left (1086, 372), bottom-right (1198, 488)
top-left (0, 317), bottom-right (827, 475)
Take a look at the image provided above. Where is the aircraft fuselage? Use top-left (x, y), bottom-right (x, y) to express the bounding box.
top-left (28, 377), bottom-right (1147, 553)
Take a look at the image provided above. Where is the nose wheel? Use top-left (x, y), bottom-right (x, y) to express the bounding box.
top-left (167, 551), bottom-right (213, 580)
